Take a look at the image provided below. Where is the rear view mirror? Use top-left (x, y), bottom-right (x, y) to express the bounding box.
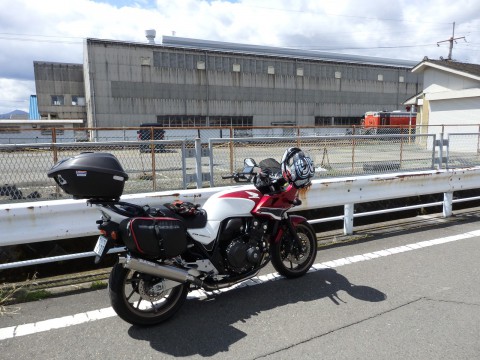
top-left (243, 158), bottom-right (257, 174)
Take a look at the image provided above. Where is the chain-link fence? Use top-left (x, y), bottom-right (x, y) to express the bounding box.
top-left (0, 140), bottom-right (196, 204)
top-left (2, 125), bottom-right (480, 204)
top-left (446, 133), bottom-right (480, 169)
top-left (208, 134), bottom-right (436, 187)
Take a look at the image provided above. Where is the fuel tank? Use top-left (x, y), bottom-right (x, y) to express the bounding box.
top-left (202, 187), bottom-right (262, 221)
top-left (187, 187), bottom-right (262, 244)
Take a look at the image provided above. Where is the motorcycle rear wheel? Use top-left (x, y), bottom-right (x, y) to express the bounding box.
top-left (109, 262), bottom-right (189, 326)
top-left (271, 221), bottom-right (317, 278)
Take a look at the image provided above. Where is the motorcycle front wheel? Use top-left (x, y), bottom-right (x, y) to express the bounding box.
top-left (109, 262), bottom-right (189, 326)
top-left (271, 221), bottom-right (317, 278)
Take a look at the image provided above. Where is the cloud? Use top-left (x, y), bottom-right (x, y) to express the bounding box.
top-left (0, 0), bottom-right (479, 114)
top-left (0, 78), bottom-right (35, 113)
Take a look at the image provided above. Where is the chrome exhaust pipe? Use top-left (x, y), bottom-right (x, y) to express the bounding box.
top-left (118, 255), bottom-right (263, 292)
top-left (119, 256), bottom-right (203, 287)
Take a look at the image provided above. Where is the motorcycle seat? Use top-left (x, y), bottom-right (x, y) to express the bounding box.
top-left (153, 204), bottom-right (208, 229)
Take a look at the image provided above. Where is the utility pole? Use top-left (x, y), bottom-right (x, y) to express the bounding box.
top-left (437, 22), bottom-right (466, 60)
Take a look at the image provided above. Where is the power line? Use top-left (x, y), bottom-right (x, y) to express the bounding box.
top-left (242, 5), bottom-right (452, 24)
top-left (0, 32), bottom-right (85, 44)
top-left (0, 32), bottom-right (83, 39)
top-left (0, 36), bottom-right (82, 44)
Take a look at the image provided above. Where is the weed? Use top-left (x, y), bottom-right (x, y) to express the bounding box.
top-left (0, 273), bottom-right (38, 315)
top-left (90, 280), bottom-right (107, 290)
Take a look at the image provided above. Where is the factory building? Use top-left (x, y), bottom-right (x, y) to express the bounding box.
top-left (34, 33), bottom-right (422, 131)
top-left (33, 62), bottom-right (86, 121)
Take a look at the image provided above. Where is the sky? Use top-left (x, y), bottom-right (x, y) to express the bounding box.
top-left (0, 0), bottom-right (479, 115)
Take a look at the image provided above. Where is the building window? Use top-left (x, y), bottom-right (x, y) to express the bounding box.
top-left (377, 74), bottom-right (384, 81)
top-left (209, 116), bottom-right (253, 127)
top-left (315, 116), bottom-right (360, 126)
top-left (0, 125), bottom-right (21, 134)
top-left (71, 96), bottom-right (85, 106)
top-left (41, 125), bottom-right (64, 135)
top-left (156, 115), bottom-right (253, 127)
top-left (51, 95), bottom-right (64, 106)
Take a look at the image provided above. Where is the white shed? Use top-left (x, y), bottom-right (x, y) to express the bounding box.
top-left (409, 59), bottom-right (480, 136)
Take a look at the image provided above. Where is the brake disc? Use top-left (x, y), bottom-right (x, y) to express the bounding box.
top-left (137, 279), bottom-right (167, 302)
top-left (285, 234), bottom-right (310, 264)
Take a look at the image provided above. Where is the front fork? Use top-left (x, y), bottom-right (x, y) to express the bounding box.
top-left (272, 214), bottom-right (306, 247)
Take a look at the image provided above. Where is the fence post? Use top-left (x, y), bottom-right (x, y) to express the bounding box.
top-left (344, 203), bottom-right (354, 235)
top-left (181, 142), bottom-right (187, 189)
top-left (437, 129), bottom-right (445, 169)
top-left (400, 133), bottom-right (404, 167)
top-left (443, 192), bottom-right (453, 217)
top-left (195, 138), bottom-right (203, 189)
top-left (209, 140), bottom-right (215, 187)
top-left (52, 127), bottom-right (58, 164)
top-left (151, 146), bottom-right (157, 193)
top-left (229, 127), bottom-right (234, 174)
top-left (351, 136), bottom-right (356, 173)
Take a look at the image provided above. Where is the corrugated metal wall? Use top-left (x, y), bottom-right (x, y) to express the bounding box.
top-left (86, 40), bottom-right (421, 127)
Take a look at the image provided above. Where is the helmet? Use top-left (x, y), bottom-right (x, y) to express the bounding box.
top-left (281, 147), bottom-right (315, 188)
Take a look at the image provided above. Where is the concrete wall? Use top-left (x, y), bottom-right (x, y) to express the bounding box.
top-left (33, 62), bottom-right (86, 121)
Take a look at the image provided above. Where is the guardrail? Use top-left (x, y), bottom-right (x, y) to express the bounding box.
top-left (1, 166), bottom-right (480, 270)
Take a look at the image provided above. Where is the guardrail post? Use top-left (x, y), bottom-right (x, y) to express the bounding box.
top-left (344, 203), bottom-right (354, 235)
top-left (195, 138), bottom-right (202, 189)
top-left (443, 192), bottom-right (453, 217)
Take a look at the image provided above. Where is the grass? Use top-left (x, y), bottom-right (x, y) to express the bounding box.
top-left (90, 280), bottom-right (108, 290)
top-left (0, 273), bottom-right (50, 315)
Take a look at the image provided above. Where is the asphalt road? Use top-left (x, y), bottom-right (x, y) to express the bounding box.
top-left (1, 210), bottom-right (480, 360)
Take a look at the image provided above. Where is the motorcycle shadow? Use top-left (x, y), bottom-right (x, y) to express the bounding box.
top-left (128, 268), bottom-right (386, 357)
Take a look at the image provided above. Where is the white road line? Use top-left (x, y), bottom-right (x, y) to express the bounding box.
top-left (1, 229), bottom-right (479, 341)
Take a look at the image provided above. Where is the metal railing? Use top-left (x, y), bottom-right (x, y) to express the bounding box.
top-left (3, 125), bottom-right (480, 270)
top-left (2, 166), bottom-right (480, 270)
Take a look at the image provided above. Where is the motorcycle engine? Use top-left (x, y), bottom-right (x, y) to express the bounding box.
top-left (222, 219), bottom-right (268, 274)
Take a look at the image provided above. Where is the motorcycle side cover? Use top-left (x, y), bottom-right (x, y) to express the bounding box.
top-left (120, 217), bottom-right (187, 259)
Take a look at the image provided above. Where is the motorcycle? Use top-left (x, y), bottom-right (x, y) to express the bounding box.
top-left (47, 149), bottom-right (317, 326)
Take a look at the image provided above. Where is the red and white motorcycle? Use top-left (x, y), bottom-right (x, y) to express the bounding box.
top-left (48, 147), bottom-right (317, 326)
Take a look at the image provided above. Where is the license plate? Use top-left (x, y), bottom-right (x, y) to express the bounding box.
top-left (94, 236), bottom-right (108, 256)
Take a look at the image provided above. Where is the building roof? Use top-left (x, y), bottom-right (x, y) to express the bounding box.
top-left (412, 58), bottom-right (480, 81)
top-left (161, 36), bottom-right (418, 68)
top-left (86, 36), bottom-right (418, 69)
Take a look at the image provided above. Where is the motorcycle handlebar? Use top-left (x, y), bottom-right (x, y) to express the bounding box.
top-left (221, 172), bottom-right (251, 182)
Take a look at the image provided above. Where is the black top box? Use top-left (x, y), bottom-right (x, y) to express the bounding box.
top-left (47, 152), bottom-right (128, 200)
